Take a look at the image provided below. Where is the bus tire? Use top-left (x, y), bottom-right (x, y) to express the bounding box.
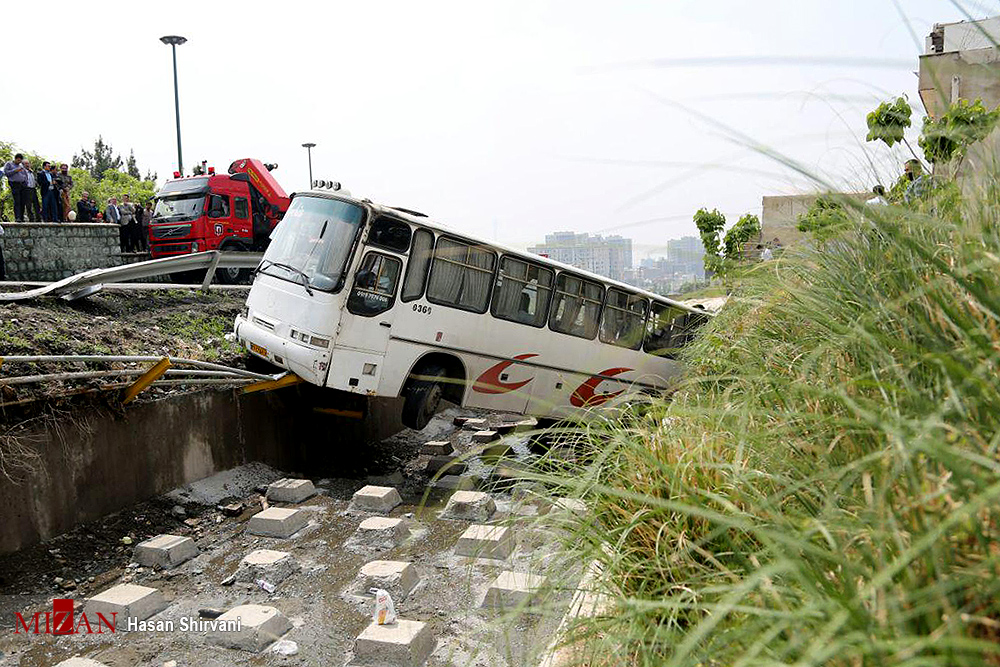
top-left (402, 367), bottom-right (446, 430)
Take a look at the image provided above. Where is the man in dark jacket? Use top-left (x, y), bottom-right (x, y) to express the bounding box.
top-left (37, 162), bottom-right (54, 221)
top-left (76, 192), bottom-right (97, 222)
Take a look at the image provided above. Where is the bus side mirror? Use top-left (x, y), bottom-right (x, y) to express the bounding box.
top-left (355, 269), bottom-right (377, 289)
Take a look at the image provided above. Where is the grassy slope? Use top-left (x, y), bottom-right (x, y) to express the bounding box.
top-left (531, 183), bottom-right (1000, 666)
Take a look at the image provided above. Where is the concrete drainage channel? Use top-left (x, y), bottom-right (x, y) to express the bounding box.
top-left (0, 407), bottom-right (586, 667)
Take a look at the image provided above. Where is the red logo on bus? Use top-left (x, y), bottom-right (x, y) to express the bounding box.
top-left (570, 367), bottom-right (633, 407)
top-left (473, 354), bottom-right (538, 394)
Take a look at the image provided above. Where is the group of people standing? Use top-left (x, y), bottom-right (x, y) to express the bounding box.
top-left (103, 194), bottom-right (153, 252)
top-left (3, 153), bottom-right (154, 253)
top-left (2, 154), bottom-right (74, 223)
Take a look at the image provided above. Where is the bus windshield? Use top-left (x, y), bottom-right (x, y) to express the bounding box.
top-left (260, 196), bottom-right (366, 292)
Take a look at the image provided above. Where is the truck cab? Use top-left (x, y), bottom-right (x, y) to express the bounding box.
top-left (149, 159), bottom-right (290, 281)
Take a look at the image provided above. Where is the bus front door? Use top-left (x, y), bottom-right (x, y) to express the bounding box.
top-left (329, 251), bottom-right (404, 393)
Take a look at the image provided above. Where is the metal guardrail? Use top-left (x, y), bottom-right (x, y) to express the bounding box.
top-left (0, 354), bottom-right (298, 406)
top-left (0, 250), bottom-right (262, 302)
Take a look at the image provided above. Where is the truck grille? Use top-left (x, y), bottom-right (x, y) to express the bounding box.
top-left (152, 224), bottom-right (192, 239)
top-left (153, 243), bottom-right (192, 254)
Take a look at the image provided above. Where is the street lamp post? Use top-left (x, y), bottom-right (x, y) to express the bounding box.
top-left (160, 35), bottom-right (187, 175)
top-left (301, 143), bottom-right (316, 187)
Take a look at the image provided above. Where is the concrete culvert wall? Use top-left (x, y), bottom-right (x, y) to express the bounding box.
top-left (0, 387), bottom-right (404, 554)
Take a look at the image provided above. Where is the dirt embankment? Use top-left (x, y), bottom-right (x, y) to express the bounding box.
top-left (0, 290), bottom-right (249, 419)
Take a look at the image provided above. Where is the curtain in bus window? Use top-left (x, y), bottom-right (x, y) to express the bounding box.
top-left (600, 289), bottom-right (648, 349)
top-left (550, 274), bottom-right (602, 339)
top-left (402, 229), bottom-right (434, 301)
top-left (492, 257), bottom-right (553, 326)
top-left (427, 238), bottom-right (496, 312)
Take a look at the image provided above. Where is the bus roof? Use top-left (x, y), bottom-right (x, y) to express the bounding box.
top-left (296, 188), bottom-right (710, 317)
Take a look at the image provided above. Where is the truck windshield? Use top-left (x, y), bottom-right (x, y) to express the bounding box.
top-left (260, 196), bottom-right (366, 292)
top-left (152, 195), bottom-right (205, 222)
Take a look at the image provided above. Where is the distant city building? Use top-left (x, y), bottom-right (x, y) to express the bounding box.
top-left (528, 232), bottom-right (633, 282)
top-left (635, 236), bottom-right (706, 294)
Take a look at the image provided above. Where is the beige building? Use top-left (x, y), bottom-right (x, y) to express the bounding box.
top-left (761, 193), bottom-right (870, 247)
top-left (919, 18), bottom-right (1000, 119)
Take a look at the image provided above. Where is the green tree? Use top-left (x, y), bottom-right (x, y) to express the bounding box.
top-left (796, 196), bottom-right (850, 242)
top-left (866, 96), bottom-right (912, 147)
top-left (694, 207), bottom-right (726, 276)
top-left (723, 213), bottom-right (761, 261)
top-left (126, 149), bottom-right (140, 180)
top-left (918, 98), bottom-right (1000, 166)
top-left (72, 136), bottom-right (123, 181)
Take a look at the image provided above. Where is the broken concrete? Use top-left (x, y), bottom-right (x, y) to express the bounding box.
top-left (352, 517), bottom-right (410, 550)
top-left (459, 417), bottom-right (488, 429)
top-left (441, 491), bottom-right (496, 522)
top-left (54, 659), bottom-right (109, 667)
top-left (353, 619), bottom-right (436, 667)
top-left (420, 440), bottom-right (454, 456)
top-left (456, 525), bottom-right (514, 560)
top-left (85, 583), bottom-right (167, 623)
top-left (483, 570), bottom-right (546, 610)
top-left (208, 604), bottom-right (291, 652)
top-left (471, 430), bottom-right (499, 443)
top-left (351, 485), bottom-right (402, 513)
top-left (235, 549), bottom-right (299, 585)
top-left (265, 478), bottom-right (316, 504)
top-left (248, 507), bottom-right (308, 538)
top-left (133, 534), bottom-right (198, 569)
top-left (433, 475), bottom-right (479, 491)
top-left (357, 560), bottom-right (420, 600)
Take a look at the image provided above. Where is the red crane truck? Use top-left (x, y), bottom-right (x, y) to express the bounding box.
top-left (148, 158), bottom-right (291, 283)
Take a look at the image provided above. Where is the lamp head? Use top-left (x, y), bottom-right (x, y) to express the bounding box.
top-left (160, 35), bottom-right (187, 46)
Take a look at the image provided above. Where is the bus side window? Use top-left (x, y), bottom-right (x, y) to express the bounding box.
top-left (600, 288), bottom-right (648, 349)
top-left (401, 229), bottom-right (434, 302)
top-left (549, 273), bottom-right (603, 339)
top-left (348, 252), bottom-right (402, 317)
top-left (491, 256), bottom-right (553, 327)
top-left (645, 302), bottom-right (697, 358)
top-left (426, 237), bottom-right (496, 313)
top-left (369, 216), bottom-right (412, 253)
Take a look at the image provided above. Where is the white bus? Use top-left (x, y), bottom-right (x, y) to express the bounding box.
top-left (233, 185), bottom-right (711, 429)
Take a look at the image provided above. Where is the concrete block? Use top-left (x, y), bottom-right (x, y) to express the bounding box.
top-left (483, 570), bottom-right (546, 610)
top-left (248, 507), bottom-right (308, 538)
top-left (54, 660), bottom-right (109, 667)
top-left (553, 498), bottom-right (588, 516)
top-left (433, 475), bottom-right (479, 491)
top-left (480, 442), bottom-right (512, 463)
top-left (471, 430), bottom-right (499, 443)
top-left (208, 604), bottom-right (291, 652)
top-left (133, 534), bottom-right (198, 569)
top-left (85, 583), bottom-right (167, 622)
top-left (420, 440), bottom-right (454, 456)
top-left (460, 417), bottom-right (488, 430)
top-left (455, 524), bottom-right (514, 560)
top-left (236, 549), bottom-right (298, 584)
top-left (441, 491), bottom-right (496, 522)
top-left (354, 619), bottom-right (436, 667)
top-left (265, 478), bottom-right (316, 503)
top-left (425, 456), bottom-right (467, 475)
top-left (353, 517), bottom-right (410, 549)
top-left (357, 560), bottom-right (420, 600)
top-left (351, 485), bottom-right (402, 513)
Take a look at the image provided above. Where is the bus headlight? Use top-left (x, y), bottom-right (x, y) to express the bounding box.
top-left (309, 335), bottom-right (330, 348)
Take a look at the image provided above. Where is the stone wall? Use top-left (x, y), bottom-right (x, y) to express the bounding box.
top-left (0, 222), bottom-right (122, 281)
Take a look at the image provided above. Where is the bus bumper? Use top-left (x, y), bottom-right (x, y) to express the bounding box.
top-left (234, 315), bottom-right (330, 386)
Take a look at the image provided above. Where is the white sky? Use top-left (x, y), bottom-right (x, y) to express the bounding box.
top-left (0, 1), bottom-right (989, 261)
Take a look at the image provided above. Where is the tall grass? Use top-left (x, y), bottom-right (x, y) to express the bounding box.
top-left (523, 172), bottom-right (1000, 666)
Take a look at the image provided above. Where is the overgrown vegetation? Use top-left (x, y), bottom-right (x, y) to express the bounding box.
top-left (523, 172), bottom-right (1000, 665)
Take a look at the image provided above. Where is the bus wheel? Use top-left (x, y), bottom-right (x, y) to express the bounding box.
top-left (402, 367), bottom-right (445, 430)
